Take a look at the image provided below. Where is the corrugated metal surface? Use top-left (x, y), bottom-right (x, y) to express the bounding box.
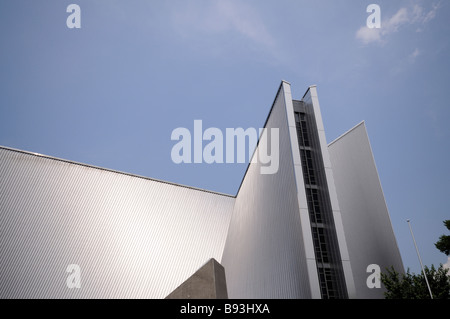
top-left (0, 147), bottom-right (234, 298)
top-left (221, 82), bottom-right (312, 299)
top-left (328, 122), bottom-right (404, 299)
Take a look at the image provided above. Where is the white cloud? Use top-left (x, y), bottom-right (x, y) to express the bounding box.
top-left (356, 7), bottom-right (408, 45)
top-left (423, 2), bottom-right (440, 23)
top-left (171, 0), bottom-right (275, 53)
top-left (356, 2), bottom-right (441, 45)
top-left (408, 48), bottom-right (420, 63)
top-left (212, 1), bottom-right (274, 47)
top-left (411, 4), bottom-right (424, 22)
top-left (384, 7), bottom-right (410, 33)
top-left (355, 27), bottom-right (381, 45)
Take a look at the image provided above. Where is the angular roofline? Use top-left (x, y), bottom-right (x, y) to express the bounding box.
top-left (234, 81), bottom-right (314, 197)
top-left (0, 145), bottom-right (235, 198)
top-left (301, 84), bottom-right (317, 99)
top-left (2, 80), bottom-right (308, 199)
top-left (234, 80), bottom-right (285, 196)
top-left (328, 120), bottom-right (366, 147)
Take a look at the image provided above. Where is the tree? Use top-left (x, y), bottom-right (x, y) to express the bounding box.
top-left (435, 220), bottom-right (450, 256)
top-left (381, 265), bottom-right (450, 299)
top-left (381, 219), bottom-right (450, 299)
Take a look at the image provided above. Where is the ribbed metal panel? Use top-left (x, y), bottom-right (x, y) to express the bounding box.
top-left (0, 147), bottom-right (234, 298)
top-left (221, 82), bottom-right (311, 299)
top-left (328, 122), bottom-right (404, 299)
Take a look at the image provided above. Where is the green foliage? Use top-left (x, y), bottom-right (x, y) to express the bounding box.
top-left (381, 264), bottom-right (450, 299)
top-left (435, 220), bottom-right (450, 256)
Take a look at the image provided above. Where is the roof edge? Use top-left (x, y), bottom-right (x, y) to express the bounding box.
top-left (234, 80), bottom-right (286, 197)
top-left (328, 120), bottom-right (366, 147)
top-left (0, 145), bottom-right (235, 198)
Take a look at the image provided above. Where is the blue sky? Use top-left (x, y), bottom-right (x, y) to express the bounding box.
top-left (1, 0), bottom-right (449, 275)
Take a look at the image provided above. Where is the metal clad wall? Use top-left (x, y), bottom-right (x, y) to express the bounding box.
top-left (305, 87), bottom-right (355, 298)
top-left (0, 147), bottom-right (234, 298)
top-left (221, 82), bottom-right (311, 299)
top-left (328, 122), bottom-right (404, 299)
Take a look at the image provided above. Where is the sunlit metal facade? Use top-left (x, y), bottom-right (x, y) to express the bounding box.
top-left (0, 81), bottom-right (403, 299)
top-left (0, 147), bottom-right (234, 298)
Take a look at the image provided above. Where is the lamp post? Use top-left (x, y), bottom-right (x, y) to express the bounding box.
top-left (407, 219), bottom-right (433, 299)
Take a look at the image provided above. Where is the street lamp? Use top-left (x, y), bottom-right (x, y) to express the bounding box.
top-left (407, 219), bottom-right (433, 299)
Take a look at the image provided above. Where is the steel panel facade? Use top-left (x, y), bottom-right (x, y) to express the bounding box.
top-left (0, 82), bottom-right (404, 299)
top-left (0, 147), bottom-right (234, 298)
top-left (221, 82), bottom-right (312, 298)
top-left (328, 122), bottom-right (404, 298)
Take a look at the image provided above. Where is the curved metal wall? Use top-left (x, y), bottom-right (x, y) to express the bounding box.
top-left (221, 82), bottom-right (313, 299)
top-left (0, 147), bottom-right (234, 298)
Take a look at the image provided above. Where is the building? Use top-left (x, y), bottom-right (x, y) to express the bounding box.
top-left (0, 81), bottom-right (404, 299)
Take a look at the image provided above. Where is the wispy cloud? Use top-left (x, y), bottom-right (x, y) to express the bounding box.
top-left (422, 2), bottom-right (440, 23)
top-left (408, 48), bottom-right (420, 63)
top-left (389, 47), bottom-right (421, 75)
top-left (211, 1), bottom-right (275, 48)
top-left (171, 0), bottom-right (276, 57)
top-left (356, 2), bottom-right (441, 45)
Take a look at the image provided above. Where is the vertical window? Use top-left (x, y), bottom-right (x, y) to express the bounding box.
top-left (294, 107), bottom-right (347, 299)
